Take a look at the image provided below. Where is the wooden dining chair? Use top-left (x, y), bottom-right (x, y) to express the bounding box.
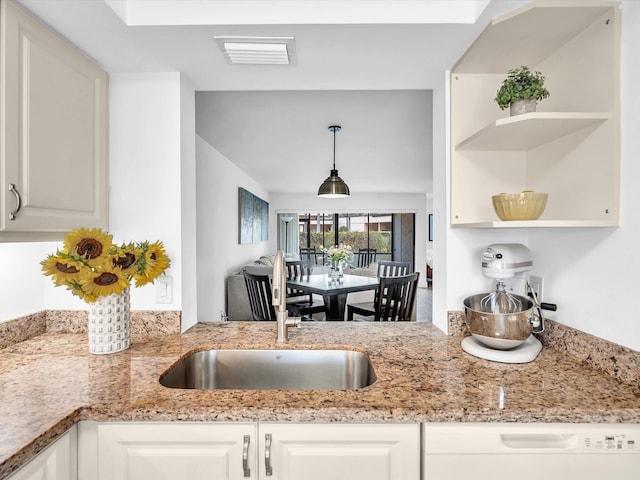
top-left (285, 260), bottom-right (310, 302)
top-left (347, 261), bottom-right (413, 320)
top-left (377, 260), bottom-right (412, 277)
top-left (285, 260), bottom-right (326, 320)
top-left (299, 247), bottom-right (318, 265)
top-left (243, 271), bottom-right (276, 321)
top-left (374, 272), bottom-right (420, 321)
top-left (357, 248), bottom-right (377, 268)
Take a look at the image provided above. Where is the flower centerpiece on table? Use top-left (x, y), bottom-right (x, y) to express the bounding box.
top-left (41, 227), bottom-right (170, 303)
top-left (320, 244), bottom-right (354, 266)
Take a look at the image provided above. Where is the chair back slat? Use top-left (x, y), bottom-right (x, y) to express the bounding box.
top-left (377, 260), bottom-right (412, 278)
top-left (285, 260), bottom-right (310, 299)
top-left (357, 248), bottom-right (377, 268)
top-left (286, 260), bottom-right (303, 280)
top-left (374, 272), bottom-right (420, 322)
top-left (243, 271), bottom-right (277, 321)
top-left (373, 261), bottom-right (412, 305)
top-left (300, 247), bottom-right (317, 265)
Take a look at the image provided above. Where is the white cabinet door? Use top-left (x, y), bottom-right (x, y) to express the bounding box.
top-left (96, 422), bottom-right (257, 480)
top-left (259, 423), bottom-right (420, 480)
top-left (0, 0), bottom-right (108, 239)
top-left (8, 427), bottom-right (77, 480)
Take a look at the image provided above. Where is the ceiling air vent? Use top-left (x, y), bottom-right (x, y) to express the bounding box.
top-left (214, 36), bottom-right (296, 65)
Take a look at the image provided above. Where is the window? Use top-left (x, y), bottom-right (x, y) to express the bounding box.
top-left (298, 213), bottom-right (393, 263)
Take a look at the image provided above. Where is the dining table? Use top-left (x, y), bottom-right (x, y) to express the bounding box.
top-left (286, 274), bottom-right (380, 321)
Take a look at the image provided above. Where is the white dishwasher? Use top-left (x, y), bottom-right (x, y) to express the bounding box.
top-left (423, 423), bottom-right (640, 480)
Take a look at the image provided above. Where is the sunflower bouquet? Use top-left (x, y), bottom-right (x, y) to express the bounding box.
top-left (41, 228), bottom-right (170, 303)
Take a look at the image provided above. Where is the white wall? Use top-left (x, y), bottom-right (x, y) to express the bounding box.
top-left (527, 1), bottom-right (640, 351)
top-left (105, 72), bottom-right (185, 313)
top-left (268, 191), bottom-right (428, 287)
top-left (426, 191), bottom-right (433, 264)
top-left (442, 1), bottom-right (640, 352)
top-left (431, 75), bottom-right (448, 333)
top-left (5, 1), bottom-right (639, 354)
top-left (435, 72), bottom-right (527, 332)
top-left (1, 72), bottom-right (193, 321)
top-left (196, 135), bottom-right (270, 322)
top-left (0, 242), bottom-right (51, 319)
top-left (179, 74), bottom-right (198, 330)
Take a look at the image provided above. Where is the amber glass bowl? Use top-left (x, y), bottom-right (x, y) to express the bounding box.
top-left (492, 191), bottom-right (548, 221)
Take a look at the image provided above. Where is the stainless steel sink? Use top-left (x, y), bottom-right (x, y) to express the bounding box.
top-left (160, 349), bottom-right (377, 391)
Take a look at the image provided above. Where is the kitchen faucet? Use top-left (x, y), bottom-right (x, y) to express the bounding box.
top-left (272, 250), bottom-right (301, 342)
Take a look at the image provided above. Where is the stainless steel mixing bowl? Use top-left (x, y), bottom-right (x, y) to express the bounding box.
top-left (463, 293), bottom-right (537, 350)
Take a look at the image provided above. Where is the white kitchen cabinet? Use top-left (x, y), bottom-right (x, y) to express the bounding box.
top-left (0, 0), bottom-right (108, 241)
top-left (450, 1), bottom-right (620, 228)
top-left (259, 423), bottom-right (420, 480)
top-left (86, 422), bottom-right (257, 480)
top-left (79, 421), bottom-right (420, 480)
top-left (8, 427), bottom-right (77, 480)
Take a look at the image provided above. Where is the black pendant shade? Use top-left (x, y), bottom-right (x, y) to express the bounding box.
top-left (318, 125), bottom-right (350, 198)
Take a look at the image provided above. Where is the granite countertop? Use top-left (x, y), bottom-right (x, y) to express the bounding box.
top-left (1, 321), bottom-right (640, 478)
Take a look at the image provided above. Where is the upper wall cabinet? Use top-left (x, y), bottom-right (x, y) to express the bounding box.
top-left (0, 0), bottom-right (108, 241)
top-left (450, 1), bottom-right (620, 228)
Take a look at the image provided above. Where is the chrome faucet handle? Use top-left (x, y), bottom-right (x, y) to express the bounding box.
top-left (286, 316), bottom-right (302, 332)
top-left (276, 311), bottom-right (301, 342)
top-left (274, 251), bottom-right (302, 342)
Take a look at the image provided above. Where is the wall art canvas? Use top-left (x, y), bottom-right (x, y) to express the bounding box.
top-left (239, 187), bottom-right (269, 244)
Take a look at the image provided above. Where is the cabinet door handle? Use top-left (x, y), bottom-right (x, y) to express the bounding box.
top-left (242, 435), bottom-right (251, 477)
top-left (265, 433), bottom-right (273, 476)
top-left (8, 184), bottom-right (21, 220)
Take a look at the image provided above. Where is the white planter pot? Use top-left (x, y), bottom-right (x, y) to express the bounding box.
top-left (509, 98), bottom-right (537, 116)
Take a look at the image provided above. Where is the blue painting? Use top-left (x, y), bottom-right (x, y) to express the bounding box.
top-left (239, 188), bottom-right (269, 244)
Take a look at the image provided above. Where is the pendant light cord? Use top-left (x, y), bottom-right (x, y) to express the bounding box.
top-left (333, 127), bottom-right (337, 170)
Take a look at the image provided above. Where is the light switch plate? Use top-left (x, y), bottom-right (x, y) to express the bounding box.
top-left (156, 276), bottom-right (173, 303)
top-left (529, 274), bottom-right (544, 302)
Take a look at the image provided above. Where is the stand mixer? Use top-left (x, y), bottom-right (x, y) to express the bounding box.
top-left (461, 243), bottom-right (548, 363)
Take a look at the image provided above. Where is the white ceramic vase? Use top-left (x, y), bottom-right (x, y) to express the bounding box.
top-left (87, 287), bottom-right (131, 354)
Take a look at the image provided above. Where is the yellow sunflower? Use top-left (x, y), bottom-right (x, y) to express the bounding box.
top-left (134, 241), bottom-right (170, 287)
top-left (66, 280), bottom-right (98, 303)
top-left (112, 243), bottom-right (142, 277)
top-left (42, 227), bottom-right (171, 302)
top-left (41, 253), bottom-right (86, 286)
top-left (79, 263), bottom-right (129, 298)
top-left (63, 228), bottom-right (113, 264)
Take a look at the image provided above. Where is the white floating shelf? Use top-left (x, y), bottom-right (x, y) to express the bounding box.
top-left (451, 219), bottom-right (618, 229)
top-left (453, 3), bottom-right (612, 74)
top-left (456, 112), bottom-right (610, 151)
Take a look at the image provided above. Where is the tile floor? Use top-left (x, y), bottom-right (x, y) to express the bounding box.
top-left (416, 287), bottom-right (433, 323)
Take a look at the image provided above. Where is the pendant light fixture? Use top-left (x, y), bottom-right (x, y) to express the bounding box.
top-left (317, 125), bottom-right (350, 198)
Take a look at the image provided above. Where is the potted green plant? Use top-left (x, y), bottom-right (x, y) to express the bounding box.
top-left (494, 66), bottom-right (550, 116)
